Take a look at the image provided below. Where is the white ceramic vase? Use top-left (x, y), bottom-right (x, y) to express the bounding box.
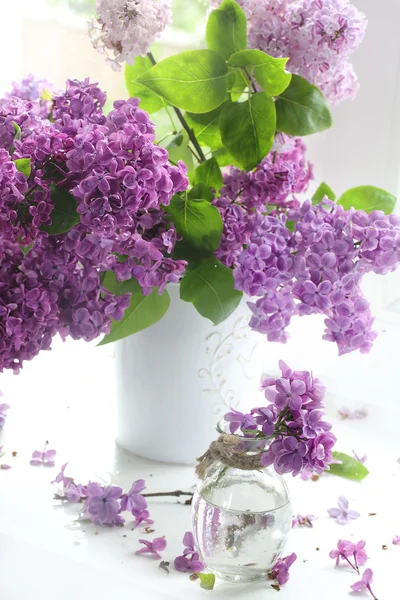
top-left (115, 284), bottom-right (269, 464)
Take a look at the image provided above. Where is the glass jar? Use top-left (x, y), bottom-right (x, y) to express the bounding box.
top-left (192, 425), bottom-right (292, 583)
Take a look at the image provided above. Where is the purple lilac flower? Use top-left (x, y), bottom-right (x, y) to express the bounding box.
top-left (262, 437), bottom-right (308, 476)
top-left (84, 483), bottom-right (124, 526)
top-left (174, 531), bottom-right (205, 573)
top-left (328, 496), bottom-right (360, 524)
top-left (30, 442), bottom-right (57, 466)
top-left (329, 539), bottom-right (367, 567)
top-left (132, 509), bottom-right (154, 529)
top-left (136, 537), bottom-right (167, 559)
top-left (393, 536), bottom-right (400, 545)
top-left (234, 200), bottom-right (400, 355)
top-left (351, 568), bottom-right (376, 597)
top-left (292, 514), bottom-right (316, 528)
top-left (0, 403), bottom-right (10, 427)
top-left (120, 479), bottom-right (147, 513)
top-left (224, 408), bottom-right (257, 434)
top-left (1, 464), bottom-right (11, 470)
top-left (0, 78), bottom-right (189, 373)
top-left (268, 552), bottom-right (297, 586)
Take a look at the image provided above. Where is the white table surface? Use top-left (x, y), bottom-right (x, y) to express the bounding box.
top-left (0, 323), bottom-right (399, 600)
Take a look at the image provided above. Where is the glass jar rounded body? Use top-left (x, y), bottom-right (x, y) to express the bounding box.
top-left (192, 438), bottom-right (292, 583)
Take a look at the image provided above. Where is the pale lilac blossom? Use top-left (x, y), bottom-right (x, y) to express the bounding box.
top-left (338, 407), bottom-right (368, 420)
top-left (392, 535), bottom-right (400, 546)
top-left (1, 464), bottom-right (11, 470)
top-left (328, 496), bottom-right (360, 524)
top-left (292, 514), bottom-right (316, 528)
top-left (352, 450), bottom-right (367, 464)
top-left (84, 483), bottom-right (124, 526)
top-left (89, 0), bottom-right (172, 71)
top-left (351, 568), bottom-right (377, 598)
top-left (30, 442), bottom-right (57, 466)
top-left (136, 536), bottom-right (167, 559)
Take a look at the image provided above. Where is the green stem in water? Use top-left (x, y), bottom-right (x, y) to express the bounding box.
top-left (147, 51), bottom-right (207, 163)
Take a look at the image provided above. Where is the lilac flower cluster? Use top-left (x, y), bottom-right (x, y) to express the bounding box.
top-left (224, 361), bottom-right (336, 477)
top-left (330, 540), bottom-right (378, 599)
top-left (5, 74), bottom-right (56, 118)
top-left (53, 464), bottom-right (154, 528)
top-left (89, 0), bottom-right (172, 71)
top-left (174, 532), bottom-right (205, 573)
top-left (214, 136), bottom-right (313, 267)
top-left (0, 76), bottom-right (188, 372)
top-left (211, 0), bottom-right (367, 104)
top-left (233, 199), bottom-right (400, 355)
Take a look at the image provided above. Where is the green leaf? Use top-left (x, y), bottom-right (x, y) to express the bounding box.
top-left (102, 271), bottom-right (134, 296)
top-left (166, 131), bottom-right (194, 179)
top-left (43, 188), bottom-right (80, 235)
top-left (276, 74), bottom-right (333, 136)
top-left (21, 243), bottom-right (33, 256)
top-left (180, 257), bottom-right (242, 324)
top-left (137, 50), bottom-right (228, 114)
top-left (337, 185), bottom-right (396, 215)
top-left (228, 49), bottom-right (292, 97)
top-left (165, 194), bottom-right (223, 253)
top-left (188, 183), bottom-right (214, 202)
top-left (194, 157), bottom-right (223, 193)
top-left (196, 573), bottom-right (216, 591)
top-left (206, 0), bottom-right (247, 61)
top-left (185, 107), bottom-right (223, 150)
top-left (227, 67), bottom-right (248, 101)
top-left (14, 157), bottom-right (31, 179)
top-left (219, 93), bottom-right (276, 171)
top-left (328, 452), bottom-right (369, 481)
top-left (125, 57), bottom-right (167, 114)
top-left (13, 122), bottom-right (21, 141)
top-left (99, 278), bottom-right (170, 345)
top-left (312, 182), bottom-right (336, 205)
top-left (213, 147), bottom-right (236, 168)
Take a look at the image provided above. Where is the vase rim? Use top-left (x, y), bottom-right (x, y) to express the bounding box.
top-left (216, 419), bottom-right (273, 443)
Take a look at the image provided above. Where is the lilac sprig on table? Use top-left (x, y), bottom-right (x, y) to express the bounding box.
top-left (330, 540), bottom-right (378, 599)
top-left (224, 361), bottom-right (336, 477)
top-left (52, 464), bottom-right (193, 528)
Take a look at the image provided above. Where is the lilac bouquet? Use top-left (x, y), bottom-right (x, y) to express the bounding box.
top-left (0, 0), bottom-right (399, 374)
top-left (224, 360), bottom-right (336, 477)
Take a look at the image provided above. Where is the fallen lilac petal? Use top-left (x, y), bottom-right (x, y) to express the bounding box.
top-left (1, 464), bottom-right (11, 470)
top-left (393, 535), bottom-right (400, 545)
top-left (328, 496), bottom-right (359, 524)
top-left (350, 568), bottom-right (374, 593)
top-left (338, 407), bottom-right (368, 420)
top-left (352, 450), bottom-right (367, 464)
top-left (292, 514), bottom-right (316, 528)
top-left (136, 537), bottom-right (167, 559)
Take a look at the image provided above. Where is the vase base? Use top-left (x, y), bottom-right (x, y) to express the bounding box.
top-left (212, 568), bottom-right (267, 584)
top-left (115, 438), bottom-right (197, 466)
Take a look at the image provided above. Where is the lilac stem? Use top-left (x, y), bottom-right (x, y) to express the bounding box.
top-left (142, 490), bottom-right (194, 499)
top-left (366, 584), bottom-right (378, 600)
top-left (341, 553), bottom-right (359, 574)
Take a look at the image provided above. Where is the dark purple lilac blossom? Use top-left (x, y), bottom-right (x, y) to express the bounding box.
top-left (136, 537), bottom-right (167, 559)
top-left (174, 531), bottom-right (205, 573)
top-left (0, 77), bottom-right (188, 373)
top-left (224, 361), bottom-right (336, 477)
top-left (268, 552), bottom-right (297, 586)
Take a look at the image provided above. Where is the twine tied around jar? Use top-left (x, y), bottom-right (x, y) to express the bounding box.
top-left (195, 433), bottom-right (265, 480)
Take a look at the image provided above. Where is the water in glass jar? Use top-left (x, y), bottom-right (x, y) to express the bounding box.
top-left (192, 476), bottom-right (292, 583)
